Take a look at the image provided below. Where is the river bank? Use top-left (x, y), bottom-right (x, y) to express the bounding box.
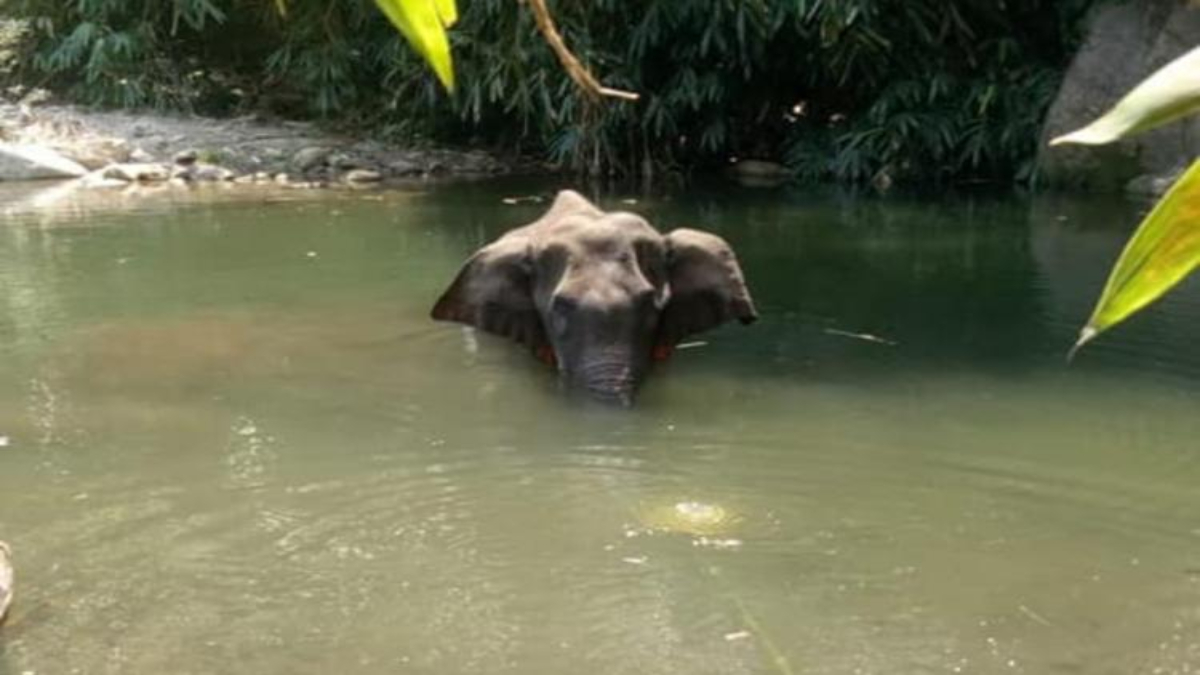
top-left (0, 96), bottom-right (523, 191)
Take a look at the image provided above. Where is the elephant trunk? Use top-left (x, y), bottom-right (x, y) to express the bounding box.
top-left (564, 356), bottom-right (642, 406)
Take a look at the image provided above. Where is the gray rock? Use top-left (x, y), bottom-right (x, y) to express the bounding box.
top-left (1039, 1), bottom-right (1200, 189)
top-left (129, 147), bottom-right (155, 163)
top-left (292, 146), bottom-right (331, 172)
top-left (387, 158), bottom-right (422, 176)
top-left (171, 162), bottom-right (234, 182)
top-left (58, 139), bottom-right (131, 170)
top-left (730, 159), bottom-right (790, 178)
top-left (173, 149), bottom-right (199, 166)
top-left (0, 143), bottom-right (89, 181)
top-left (330, 153), bottom-right (360, 170)
top-left (344, 168), bottom-right (383, 183)
top-left (101, 162), bottom-right (170, 182)
top-left (1125, 167), bottom-right (1185, 196)
top-left (79, 171), bottom-right (132, 189)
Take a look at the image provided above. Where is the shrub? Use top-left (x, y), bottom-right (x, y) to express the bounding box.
top-left (3, 0), bottom-right (1099, 183)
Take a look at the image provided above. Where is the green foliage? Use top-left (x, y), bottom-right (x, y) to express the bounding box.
top-left (5, 0), bottom-right (1097, 182)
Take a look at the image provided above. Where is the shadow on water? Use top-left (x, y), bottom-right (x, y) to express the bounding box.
top-left (1, 180), bottom-right (1199, 674)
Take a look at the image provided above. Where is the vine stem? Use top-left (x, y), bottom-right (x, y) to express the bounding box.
top-left (524, 0), bottom-right (640, 102)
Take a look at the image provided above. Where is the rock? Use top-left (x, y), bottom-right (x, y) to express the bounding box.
top-left (274, 172), bottom-right (291, 185)
top-left (0, 540), bottom-right (11, 625)
top-left (172, 162), bottom-right (235, 182)
top-left (101, 163), bottom-right (170, 182)
top-left (344, 168), bottom-right (382, 183)
top-left (79, 170), bottom-right (133, 189)
top-left (1038, 1), bottom-right (1200, 188)
top-left (728, 158), bottom-right (790, 187)
top-left (461, 150), bottom-right (497, 173)
top-left (292, 146), bottom-right (330, 172)
top-left (730, 159), bottom-right (790, 178)
top-left (1125, 166), bottom-right (1184, 196)
top-left (330, 153), bottom-right (360, 170)
top-left (129, 147), bottom-right (156, 163)
top-left (387, 158), bottom-right (422, 176)
top-left (173, 149), bottom-right (199, 166)
top-left (0, 143), bottom-right (89, 181)
top-left (58, 138), bottom-right (131, 170)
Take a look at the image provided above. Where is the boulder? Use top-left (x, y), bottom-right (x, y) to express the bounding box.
top-left (172, 162), bottom-right (235, 182)
top-left (292, 146), bottom-right (331, 172)
top-left (1038, 1), bottom-right (1200, 189)
top-left (387, 158), bottom-right (422, 176)
top-left (101, 163), bottom-right (170, 182)
top-left (344, 168), bottom-right (383, 183)
top-left (0, 143), bottom-right (89, 181)
top-left (173, 149), bottom-right (199, 166)
top-left (58, 138), bottom-right (131, 170)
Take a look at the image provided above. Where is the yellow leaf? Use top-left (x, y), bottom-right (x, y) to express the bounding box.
top-left (1051, 46), bottom-right (1200, 146)
top-left (374, 0), bottom-right (457, 93)
top-left (1071, 158), bottom-right (1200, 358)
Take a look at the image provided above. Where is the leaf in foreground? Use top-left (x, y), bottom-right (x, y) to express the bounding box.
top-left (1071, 158), bottom-right (1200, 358)
top-left (374, 0), bottom-right (459, 92)
top-left (1051, 46), bottom-right (1200, 146)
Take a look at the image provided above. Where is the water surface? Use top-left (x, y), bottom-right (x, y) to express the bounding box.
top-left (1, 180), bottom-right (1199, 674)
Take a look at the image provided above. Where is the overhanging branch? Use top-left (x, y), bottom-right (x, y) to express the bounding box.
top-left (525, 0), bottom-right (640, 102)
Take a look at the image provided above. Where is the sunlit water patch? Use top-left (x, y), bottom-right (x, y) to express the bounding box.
top-left (0, 181), bottom-right (1199, 674)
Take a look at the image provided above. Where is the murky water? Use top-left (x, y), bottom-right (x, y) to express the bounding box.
top-left (1, 180), bottom-right (1199, 674)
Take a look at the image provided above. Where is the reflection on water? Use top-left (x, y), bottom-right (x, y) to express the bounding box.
top-left (1, 181), bottom-right (1199, 674)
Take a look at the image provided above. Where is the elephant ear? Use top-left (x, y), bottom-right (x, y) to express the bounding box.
top-left (430, 234), bottom-right (548, 349)
top-left (658, 228), bottom-right (758, 346)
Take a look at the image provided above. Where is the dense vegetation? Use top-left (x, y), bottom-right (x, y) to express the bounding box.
top-left (1, 0), bottom-right (1098, 183)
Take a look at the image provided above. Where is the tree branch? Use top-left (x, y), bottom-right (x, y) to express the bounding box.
top-left (525, 0), bottom-right (639, 102)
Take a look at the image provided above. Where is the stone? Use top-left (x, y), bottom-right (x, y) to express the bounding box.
top-left (387, 158), bottom-right (422, 176)
top-left (729, 159), bottom-right (790, 178)
top-left (344, 168), bottom-right (383, 183)
top-left (1125, 166), bottom-right (1185, 197)
top-left (174, 163), bottom-right (235, 182)
top-left (292, 146), bottom-right (330, 172)
top-left (1038, 1), bottom-right (1200, 188)
top-left (330, 153), bottom-right (360, 170)
top-left (173, 149), bottom-right (199, 166)
top-left (78, 170), bottom-right (132, 189)
top-left (101, 163), bottom-right (170, 182)
top-left (129, 147), bottom-right (155, 163)
top-left (0, 143), bottom-right (89, 181)
top-left (58, 139), bottom-right (131, 170)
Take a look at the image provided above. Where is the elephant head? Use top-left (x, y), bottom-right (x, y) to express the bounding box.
top-left (431, 190), bottom-right (757, 404)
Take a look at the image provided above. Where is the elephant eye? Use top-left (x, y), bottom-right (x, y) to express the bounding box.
top-left (551, 295), bottom-right (579, 314)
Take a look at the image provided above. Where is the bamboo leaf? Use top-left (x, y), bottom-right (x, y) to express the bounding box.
top-left (1051, 46), bottom-right (1200, 146)
top-left (1071, 158), bottom-right (1200, 358)
top-left (374, 0), bottom-right (458, 92)
top-left (274, 0), bottom-right (287, 17)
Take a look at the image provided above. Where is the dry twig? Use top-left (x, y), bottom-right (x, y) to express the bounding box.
top-left (525, 0), bottom-right (640, 102)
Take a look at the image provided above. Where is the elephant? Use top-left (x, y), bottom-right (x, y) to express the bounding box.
top-left (431, 189), bottom-right (758, 404)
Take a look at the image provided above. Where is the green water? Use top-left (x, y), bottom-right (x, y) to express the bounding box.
top-left (1, 180), bottom-right (1199, 674)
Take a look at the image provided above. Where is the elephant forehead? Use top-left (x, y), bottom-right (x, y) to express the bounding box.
top-left (540, 213), bottom-right (660, 256)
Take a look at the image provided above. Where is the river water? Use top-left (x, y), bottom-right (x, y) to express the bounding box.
top-left (0, 180), bottom-right (1198, 674)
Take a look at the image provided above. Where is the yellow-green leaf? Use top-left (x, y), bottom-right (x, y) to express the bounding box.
top-left (374, 0), bottom-right (458, 93)
top-left (1051, 46), bottom-right (1200, 146)
top-left (274, 0), bottom-right (287, 17)
top-left (1071, 158), bottom-right (1200, 358)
